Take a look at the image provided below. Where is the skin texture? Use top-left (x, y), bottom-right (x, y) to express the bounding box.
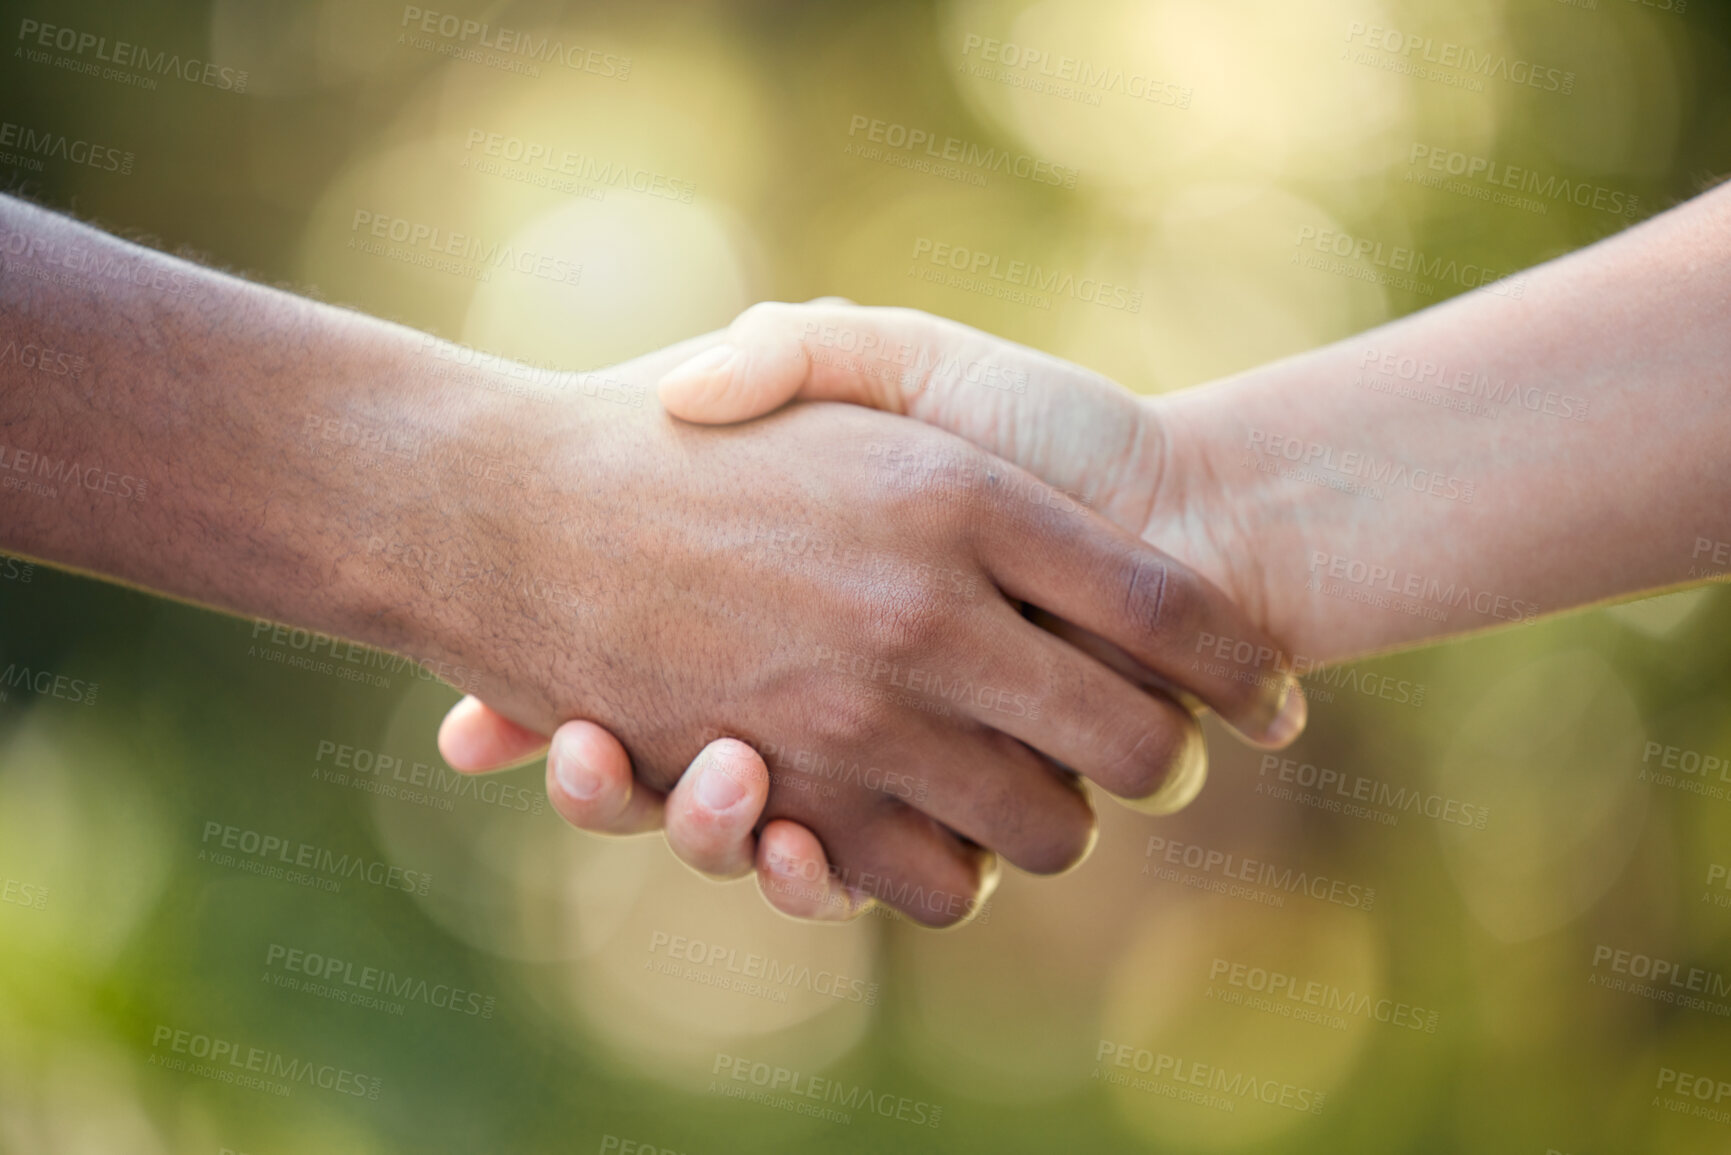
top-left (459, 182), bottom-right (1731, 918)
top-left (0, 194), bottom-right (1300, 927)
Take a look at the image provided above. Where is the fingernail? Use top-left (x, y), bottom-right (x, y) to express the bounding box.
top-left (551, 735), bottom-right (603, 801)
top-left (693, 750), bottom-right (747, 811)
top-left (659, 344), bottom-right (737, 394)
top-left (1263, 679), bottom-right (1308, 747)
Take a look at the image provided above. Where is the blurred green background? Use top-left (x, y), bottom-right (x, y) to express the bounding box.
top-left (3, 0), bottom-right (1731, 1151)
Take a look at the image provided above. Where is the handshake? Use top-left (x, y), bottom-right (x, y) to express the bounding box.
top-left (8, 190), bottom-right (1712, 931)
top-left (429, 301), bottom-right (1308, 927)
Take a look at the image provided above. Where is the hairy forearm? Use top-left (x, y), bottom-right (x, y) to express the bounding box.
top-left (0, 195), bottom-right (551, 671)
top-left (1163, 184), bottom-right (1731, 663)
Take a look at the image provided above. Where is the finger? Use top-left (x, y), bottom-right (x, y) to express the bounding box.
top-left (1022, 606), bottom-right (1226, 805)
top-left (659, 300), bottom-right (945, 424)
top-left (438, 695), bottom-right (549, 772)
top-left (544, 720), bottom-right (665, 835)
top-left (871, 721), bottom-right (1099, 875)
top-left (663, 739), bottom-right (770, 879)
top-left (978, 490), bottom-right (1306, 745)
top-left (756, 820), bottom-right (864, 922)
top-left (762, 787), bottom-right (998, 929)
top-left (657, 317), bottom-right (811, 424)
top-left (655, 304), bottom-right (1140, 492)
top-left (947, 603), bottom-right (1212, 811)
top-left (1023, 609), bottom-right (1299, 767)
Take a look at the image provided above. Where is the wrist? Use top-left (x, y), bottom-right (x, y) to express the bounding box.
top-left (278, 329), bottom-right (565, 667)
top-left (1148, 370), bottom-right (1321, 664)
top-left (349, 362), bottom-right (594, 658)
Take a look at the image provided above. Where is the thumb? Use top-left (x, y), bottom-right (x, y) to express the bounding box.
top-left (657, 300), bottom-right (1062, 432)
top-left (657, 331), bottom-right (810, 424)
top-left (659, 298), bottom-right (904, 424)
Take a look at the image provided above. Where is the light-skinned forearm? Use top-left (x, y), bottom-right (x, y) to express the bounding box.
top-left (1161, 183), bottom-right (1731, 664)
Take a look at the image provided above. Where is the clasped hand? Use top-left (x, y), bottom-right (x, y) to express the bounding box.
top-left (435, 303), bottom-right (1305, 926)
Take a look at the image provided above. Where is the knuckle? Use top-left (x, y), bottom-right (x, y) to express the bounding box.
top-left (863, 586), bottom-right (955, 665)
top-left (1122, 553), bottom-right (1195, 647)
top-left (884, 441), bottom-right (984, 512)
top-left (731, 301), bottom-right (807, 355)
top-left (730, 299), bottom-right (789, 337)
top-left (804, 679), bottom-right (892, 754)
top-left (971, 743), bottom-right (1096, 876)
